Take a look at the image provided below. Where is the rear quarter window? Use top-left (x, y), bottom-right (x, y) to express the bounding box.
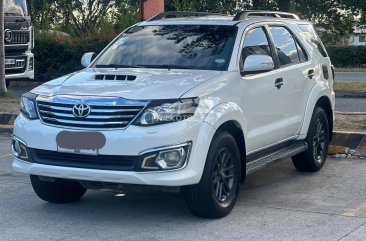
top-left (298, 24), bottom-right (328, 57)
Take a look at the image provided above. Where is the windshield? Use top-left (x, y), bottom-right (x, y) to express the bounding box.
top-left (93, 25), bottom-right (238, 71)
top-left (4, 0), bottom-right (28, 16)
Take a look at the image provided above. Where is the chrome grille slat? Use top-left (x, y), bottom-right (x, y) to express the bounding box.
top-left (38, 104), bottom-right (73, 111)
top-left (5, 31), bottom-right (30, 45)
top-left (41, 117), bottom-right (130, 125)
top-left (38, 110), bottom-right (135, 119)
top-left (37, 97), bottom-right (146, 129)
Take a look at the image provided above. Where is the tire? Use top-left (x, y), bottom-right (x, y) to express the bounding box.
top-left (292, 107), bottom-right (329, 172)
top-left (183, 131), bottom-right (241, 218)
top-left (5, 80), bottom-right (10, 89)
top-left (30, 175), bottom-right (87, 203)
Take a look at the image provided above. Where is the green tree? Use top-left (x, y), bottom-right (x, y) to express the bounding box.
top-left (296, 0), bottom-right (356, 45)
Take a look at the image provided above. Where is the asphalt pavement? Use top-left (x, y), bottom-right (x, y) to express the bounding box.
top-left (335, 72), bottom-right (366, 82)
top-left (335, 97), bottom-right (366, 112)
top-left (1, 133), bottom-right (366, 241)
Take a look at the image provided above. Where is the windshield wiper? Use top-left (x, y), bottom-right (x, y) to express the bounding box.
top-left (95, 64), bottom-right (190, 70)
top-left (138, 65), bottom-right (190, 70)
top-left (95, 64), bottom-right (143, 69)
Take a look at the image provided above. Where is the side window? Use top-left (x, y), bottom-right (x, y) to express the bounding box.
top-left (242, 27), bottom-right (272, 64)
top-left (296, 41), bottom-right (307, 62)
top-left (298, 24), bottom-right (328, 57)
top-left (269, 26), bottom-right (301, 66)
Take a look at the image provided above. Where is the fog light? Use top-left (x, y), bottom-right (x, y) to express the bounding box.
top-left (12, 138), bottom-right (29, 160)
top-left (140, 142), bottom-right (191, 171)
top-left (155, 148), bottom-right (186, 169)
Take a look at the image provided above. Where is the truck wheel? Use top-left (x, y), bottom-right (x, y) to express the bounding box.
top-left (30, 175), bottom-right (87, 203)
top-left (183, 131), bottom-right (241, 218)
top-left (5, 80), bottom-right (10, 89)
top-left (292, 107), bottom-right (329, 172)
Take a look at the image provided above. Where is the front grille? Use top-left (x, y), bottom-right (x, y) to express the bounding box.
top-left (5, 30), bottom-right (29, 45)
top-left (37, 97), bottom-right (147, 129)
top-left (31, 149), bottom-right (137, 171)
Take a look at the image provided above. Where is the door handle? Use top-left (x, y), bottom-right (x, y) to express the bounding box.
top-left (308, 69), bottom-right (315, 79)
top-left (274, 78), bottom-right (283, 89)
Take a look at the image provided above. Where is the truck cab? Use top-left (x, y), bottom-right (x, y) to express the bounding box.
top-left (4, 0), bottom-right (34, 87)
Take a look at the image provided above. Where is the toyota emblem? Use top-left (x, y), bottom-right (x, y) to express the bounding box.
top-left (72, 104), bottom-right (91, 118)
top-left (4, 29), bottom-right (12, 43)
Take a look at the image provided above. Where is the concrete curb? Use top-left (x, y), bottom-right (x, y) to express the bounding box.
top-left (329, 131), bottom-right (366, 157)
top-left (0, 124), bottom-right (13, 133)
top-left (335, 91), bottom-right (366, 98)
top-left (0, 112), bottom-right (17, 125)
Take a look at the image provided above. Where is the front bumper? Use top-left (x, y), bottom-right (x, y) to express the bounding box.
top-left (5, 51), bottom-right (34, 80)
top-left (12, 114), bottom-right (216, 186)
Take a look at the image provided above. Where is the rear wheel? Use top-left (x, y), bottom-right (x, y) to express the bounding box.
top-left (292, 107), bottom-right (329, 172)
top-left (183, 131), bottom-right (241, 218)
top-left (30, 175), bottom-right (87, 203)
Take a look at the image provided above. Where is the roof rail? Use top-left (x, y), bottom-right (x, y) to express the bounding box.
top-left (233, 10), bottom-right (300, 21)
top-left (148, 11), bottom-right (227, 21)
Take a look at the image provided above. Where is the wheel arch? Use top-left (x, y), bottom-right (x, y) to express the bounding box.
top-left (299, 84), bottom-right (334, 141)
top-left (216, 121), bottom-right (246, 182)
top-left (315, 96), bottom-right (333, 141)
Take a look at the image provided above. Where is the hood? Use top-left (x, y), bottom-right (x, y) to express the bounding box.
top-left (31, 68), bottom-right (222, 100)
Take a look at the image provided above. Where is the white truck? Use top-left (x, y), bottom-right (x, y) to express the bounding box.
top-left (12, 11), bottom-right (335, 218)
top-left (4, 0), bottom-right (34, 87)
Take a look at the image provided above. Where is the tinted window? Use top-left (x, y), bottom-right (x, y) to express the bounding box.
top-left (269, 26), bottom-right (300, 66)
top-left (295, 40), bottom-right (307, 62)
top-left (93, 25), bottom-right (237, 71)
top-left (298, 24), bottom-right (328, 57)
top-left (242, 27), bottom-right (272, 63)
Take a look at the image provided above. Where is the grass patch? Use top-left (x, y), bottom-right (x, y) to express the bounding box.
top-left (334, 81), bottom-right (366, 92)
top-left (335, 68), bottom-right (366, 72)
top-left (0, 91), bottom-right (18, 99)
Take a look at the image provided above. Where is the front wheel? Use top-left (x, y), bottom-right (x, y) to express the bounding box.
top-left (292, 107), bottom-right (329, 172)
top-left (183, 131), bottom-right (241, 218)
top-left (30, 175), bottom-right (87, 203)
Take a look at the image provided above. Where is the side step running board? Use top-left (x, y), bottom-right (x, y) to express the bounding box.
top-left (246, 141), bottom-right (308, 175)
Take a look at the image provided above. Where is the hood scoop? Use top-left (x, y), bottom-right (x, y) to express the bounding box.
top-left (94, 74), bottom-right (137, 81)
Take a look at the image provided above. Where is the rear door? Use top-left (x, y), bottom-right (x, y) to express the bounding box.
top-left (266, 25), bottom-right (316, 138)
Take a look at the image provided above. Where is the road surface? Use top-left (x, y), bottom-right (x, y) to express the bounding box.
top-left (1, 133), bottom-right (366, 241)
top-left (335, 72), bottom-right (366, 82)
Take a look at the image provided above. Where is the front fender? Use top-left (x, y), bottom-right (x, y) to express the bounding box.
top-left (203, 102), bottom-right (247, 138)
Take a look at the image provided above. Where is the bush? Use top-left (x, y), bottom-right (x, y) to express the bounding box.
top-left (327, 46), bottom-right (366, 68)
top-left (34, 33), bottom-right (117, 82)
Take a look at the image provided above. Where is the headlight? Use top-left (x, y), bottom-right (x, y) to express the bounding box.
top-left (20, 92), bottom-right (38, 119)
top-left (134, 98), bottom-right (199, 126)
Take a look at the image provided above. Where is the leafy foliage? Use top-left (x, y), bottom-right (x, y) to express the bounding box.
top-left (327, 45), bottom-right (366, 67)
top-left (34, 32), bottom-right (116, 81)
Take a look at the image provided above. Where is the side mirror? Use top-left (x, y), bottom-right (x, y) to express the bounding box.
top-left (81, 52), bottom-right (95, 68)
top-left (243, 55), bottom-right (274, 73)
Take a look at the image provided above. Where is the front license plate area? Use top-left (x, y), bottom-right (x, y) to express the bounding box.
top-left (5, 59), bottom-right (15, 65)
top-left (56, 131), bottom-right (106, 155)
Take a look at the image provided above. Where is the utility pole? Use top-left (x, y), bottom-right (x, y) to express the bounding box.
top-left (278, 0), bottom-right (295, 13)
top-left (0, 0), bottom-right (6, 95)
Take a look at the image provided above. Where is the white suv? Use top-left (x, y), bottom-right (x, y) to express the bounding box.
top-left (12, 11), bottom-right (335, 218)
